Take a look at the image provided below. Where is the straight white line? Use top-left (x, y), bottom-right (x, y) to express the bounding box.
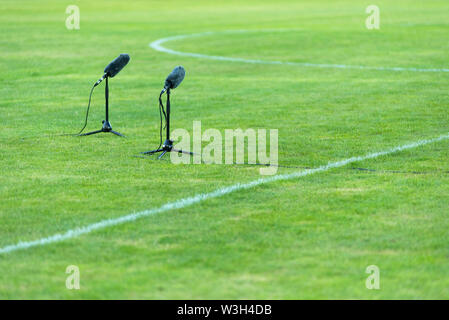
top-left (1, 133), bottom-right (448, 255)
top-left (149, 30), bottom-right (449, 73)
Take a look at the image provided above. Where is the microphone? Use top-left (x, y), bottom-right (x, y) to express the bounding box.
top-left (161, 66), bottom-right (185, 94)
top-left (94, 53), bottom-right (130, 87)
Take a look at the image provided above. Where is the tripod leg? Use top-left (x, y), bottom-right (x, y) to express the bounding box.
top-left (157, 151), bottom-right (168, 159)
top-left (111, 130), bottom-right (126, 138)
top-left (141, 149), bottom-right (164, 155)
top-left (172, 148), bottom-right (195, 156)
top-left (79, 129), bottom-right (103, 136)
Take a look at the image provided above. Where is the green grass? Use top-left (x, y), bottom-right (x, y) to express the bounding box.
top-left (0, 0), bottom-right (448, 299)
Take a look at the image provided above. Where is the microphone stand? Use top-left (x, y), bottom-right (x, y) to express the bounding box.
top-left (142, 88), bottom-right (194, 159)
top-left (79, 76), bottom-right (125, 137)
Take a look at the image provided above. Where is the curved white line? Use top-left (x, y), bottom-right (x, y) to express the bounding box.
top-left (1, 132), bottom-right (448, 254)
top-left (150, 30), bottom-right (449, 73)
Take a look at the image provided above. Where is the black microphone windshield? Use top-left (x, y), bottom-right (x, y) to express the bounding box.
top-left (164, 66), bottom-right (185, 90)
top-left (104, 53), bottom-right (130, 78)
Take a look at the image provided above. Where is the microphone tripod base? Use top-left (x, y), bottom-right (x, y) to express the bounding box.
top-left (79, 120), bottom-right (125, 137)
top-left (141, 139), bottom-right (195, 159)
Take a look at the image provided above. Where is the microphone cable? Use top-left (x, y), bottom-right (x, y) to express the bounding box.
top-left (155, 90), bottom-right (167, 151)
top-left (77, 84), bottom-right (96, 135)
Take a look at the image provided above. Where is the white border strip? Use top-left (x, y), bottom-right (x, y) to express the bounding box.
top-left (150, 30), bottom-right (449, 73)
top-left (1, 133), bottom-right (448, 255)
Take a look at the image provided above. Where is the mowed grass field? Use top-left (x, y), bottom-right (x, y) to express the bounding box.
top-left (0, 0), bottom-right (448, 299)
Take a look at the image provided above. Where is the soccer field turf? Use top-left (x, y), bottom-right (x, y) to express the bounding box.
top-left (0, 0), bottom-right (448, 299)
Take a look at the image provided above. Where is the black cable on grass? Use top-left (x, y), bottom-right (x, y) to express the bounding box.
top-left (133, 154), bottom-right (449, 174)
top-left (226, 163), bottom-right (449, 175)
top-left (349, 167), bottom-right (449, 175)
top-left (13, 133), bottom-right (79, 141)
top-left (235, 163), bottom-right (311, 169)
top-left (10, 85), bottom-right (96, 140)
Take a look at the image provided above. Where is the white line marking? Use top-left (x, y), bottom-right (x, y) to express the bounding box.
top-left (1, 133), bottom-right (448, 255)
top-left (150, 30), bottom-right (449, 73)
